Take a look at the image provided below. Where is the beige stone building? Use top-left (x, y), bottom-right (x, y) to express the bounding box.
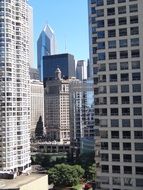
top-left (30, 80), bottom-right (44, 137)
top-left (44, 68), bottom-right (70, 142)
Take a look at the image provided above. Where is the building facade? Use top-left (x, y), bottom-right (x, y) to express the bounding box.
top-left (0, 0), bottom-right (31, 172)
top-left (88, 0), bottom-right (143, 189)
top-left (44, 68), bottom-right (71, 143)
top-left (43, 53), bottom-right (76, 84)
top-left (37, 25), bottom-right (56, 81)
top-left (76, 60), bottom-right (87, 81)
top-left (30, 80), bottom-right (44, 137)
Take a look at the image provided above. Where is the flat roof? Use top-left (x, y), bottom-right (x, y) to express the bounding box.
top-left (0, 173), bottom-right (47, 189)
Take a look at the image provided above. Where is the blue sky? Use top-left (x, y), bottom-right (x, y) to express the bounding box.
top-left (28, 0), bottom-right (89, 67)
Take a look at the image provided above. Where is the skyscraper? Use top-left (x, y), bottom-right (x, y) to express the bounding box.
top-left (76, 60), bottom-right (87, 81)
top-left (88, 0), bottom-right (143, 189)
top-left (37, 24), bottom-right (56, 81)
top-left (43, 53), bottom-right (76, 84)
top-left (0, 0), bottom-right (31, 173)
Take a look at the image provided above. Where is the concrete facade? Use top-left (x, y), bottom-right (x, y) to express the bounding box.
top-left (88, 0), bottom-right (143, 189)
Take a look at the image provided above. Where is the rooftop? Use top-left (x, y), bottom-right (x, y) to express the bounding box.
top-left (0, 173), bottom-right (47, 189)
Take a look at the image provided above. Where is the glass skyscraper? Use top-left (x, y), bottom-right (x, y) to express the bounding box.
top-left (37, 24), bottom-right (56, 81)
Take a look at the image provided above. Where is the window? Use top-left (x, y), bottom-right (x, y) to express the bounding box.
top-left (111, 119), bottom-right (119, 127)
top-left (124, 166), bottom-right (132, 174)
top-left (130, 27), bottom-right (139, 35)
top-left (132, 72), bottom-right (141, 80)
top-left (134, 131), bottom-right (143, 139)
top-left (97, 9), bottom-right (104, 17)
top-left (136, 179), bottom-right (143, 187)
top-left (123, 154), bottom-right (132, 162)
top-left (119, 28), bottom-right (127, 36)
top-left (97, 20), bottom-right (104, 28)
top-left (130, 15), bottom-right (138, 24)
top-left (122, 96), bottom-right (130, 104)
top-left (99, 63), bottom-right (106, 71)
top-left (112, 165), bottom-right (120, 173)
top-left (124, 178), bottom-right (132, 186)
top-left (101, 142), bottom-right (108, 150)
top-left (133, 96), bottom-right (142, 104)
top-left (92, 27), bottom-right (96, 34)
top-left (110, 97), bottom-right (118, 104)
top-left (101, 153), bottom-right (109, 161)
top-left (112, 154), bottom-right (120, 162)
top-left (112, 177), bottom-right (121, 185)
top-left (118, 0), bottom-right (126, 2)
top-left (121, 85), bottom-right (129, 93)
top-left (102, 165), bottom-right (109, 173)
top-left (122, 108), bottom-right (130, 115)
top-left (133, 107), bottom-right (142, 115)
top-left (108, 18), bottom-right (116, 26)
top-left (110, 74), bottom-right (117, 82)
top-left (131, 49), bottom-right (140, 58)
top-left (135, 143), bottom-right (143, 151)
top-left (136, 167), bottom-right (143, 175)
top-left (109, 63), bottom-right (117, 71)
top-left (91, 17), bottom-right (96, 24)
top-left (108, 40), bottom-right (116, 48)
top-left (119, 39), bottom-right (128, 47)
top-left (121, 73), bottom-right (129, 81)
top-left (112, 142), bottom-right (119, 150)
top-left (123, 131), bottom-right (131, 139)
top-left (111, 108), bottom-right (118, 116)
top-left (119, 17), bottom-right (127, 25)
top-left (110, 85), bottom-right (118, 93)
top-left (135, 154), bottom-right (143, 163)
top-left (108, 30), bottom-right (116, 38)
top-left (111, 131), bottom-right (119, 138)
top-left (93, 47), bottom-right (97, 54)
top-left (98, 52), bottom-right (106, 60)
top-left (118, 6), bottom-right (126, 14)
top-left (120, 51), bottom-right (128, 58)
top-left (132, 84), bottom-right (141, 92)
top-left (107, 0), bottom-right (115, 4)
top-left (122, 119), bottom-right (130, 127)
top-left (97, 0), bottom-right (104, 6)
top-left (120, 62), bottom-right (128, 70)
top-left (107, 8), bottom-right (115, 15)
top-left (134, 119), bottom-right (142, 127)
top-left (97, 31), bottom-right (105, 38)
top-left (123, 142), bottom-right (131, 150)
top-left (109, 52), bottom-right (116, 59)
top-left (91, 7), bottom-right (96, 14)
top-left (131, 38), bottom-right (139, 46)
top-left (129, 4), bottom-right (138, 13)
top-left (97, 42), bottom-right (105, 49)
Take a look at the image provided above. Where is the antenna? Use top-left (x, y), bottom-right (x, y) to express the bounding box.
top-left (64, 35), bottom-right (68, 53)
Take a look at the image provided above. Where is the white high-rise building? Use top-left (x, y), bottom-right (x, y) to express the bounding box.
top-left (88, 0), bottom-right (143, 189)
top-left (28, 5), bottom-right (34, 67)
top-left (0, 0), bottom-right (31, 173)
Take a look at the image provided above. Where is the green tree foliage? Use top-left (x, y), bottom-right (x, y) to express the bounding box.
top-left (86, 164), bottom-right (96, 181)
top-left (48, 164), bottom-right (84, 186)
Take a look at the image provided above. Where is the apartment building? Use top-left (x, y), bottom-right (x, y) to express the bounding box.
top-left (0, 0), bottom-right (31, 173)
top-left (88, 0), bottom-right (143, 189)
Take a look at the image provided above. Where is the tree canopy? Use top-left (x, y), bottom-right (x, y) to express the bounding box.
top-left (48, 163), bottom-right (84, 186)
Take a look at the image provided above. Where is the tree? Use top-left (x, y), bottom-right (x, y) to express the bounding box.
top-left (35, 116), bottom-right (44, 138)
top-left (48, 163), bottom-right (84, 186)
top-left (86, 164), bottom-right (96, 181)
